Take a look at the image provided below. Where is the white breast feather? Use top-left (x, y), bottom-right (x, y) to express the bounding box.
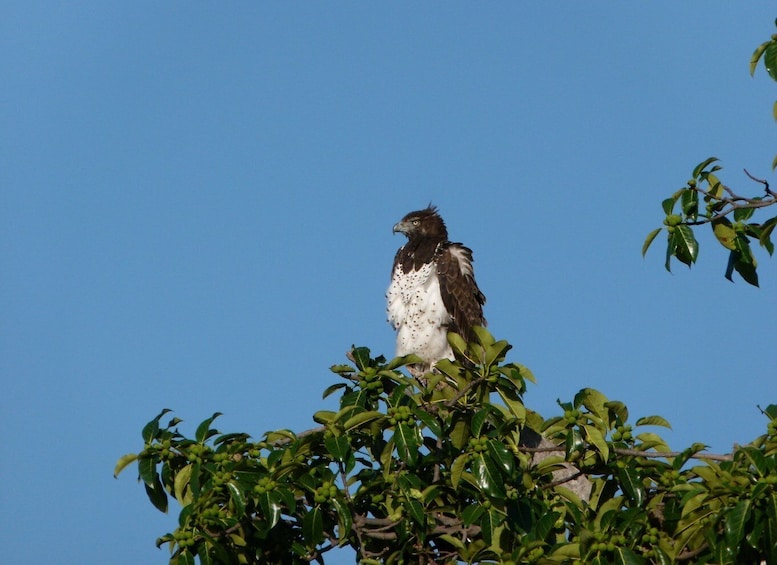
top-left (386, 260), bottom-right (453, 365)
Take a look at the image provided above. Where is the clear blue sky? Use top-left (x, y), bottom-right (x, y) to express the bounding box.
top-left (2, 3), bottom-right (776, 563)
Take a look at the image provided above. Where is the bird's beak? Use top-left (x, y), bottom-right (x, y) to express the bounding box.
top-left (392, 221), bottom-right (407, 235)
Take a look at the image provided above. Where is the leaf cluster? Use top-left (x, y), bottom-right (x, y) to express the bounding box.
top-left (643, 159), bottom-right (776, 286)
top-left (117, 330), bottom-right (777, 564)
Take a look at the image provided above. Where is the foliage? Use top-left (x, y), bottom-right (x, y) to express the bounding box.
top-left (116, 328), bottom-right (777, 564)
top-left (643, 21), bottom-right (777, 286)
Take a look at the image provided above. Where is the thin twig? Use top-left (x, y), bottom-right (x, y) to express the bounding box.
top-left (744, 168), bottom-right (776, 198)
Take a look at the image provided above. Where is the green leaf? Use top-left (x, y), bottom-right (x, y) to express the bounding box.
top-left (759, 216), bottom-right (776, 254)
top-left (751, 40), bottom-right (772, 76)
top-left (635, 415), bottom-right (672, 429)
top-left (737, 446), bottom-right (767, 475)
top-left (729, 236), bottom-right (760, 286)
top-left (681, 187), bottom-right (698, 220)
top-left (712, 218), bottom-right (737, 251)
top-left (414, 408), bottom-right (442, 437)
top-left (449, 417), bottom-right (470, 450)
top-left (331, 497), bottom-right (353, 544)
top-left (195, 412), bottom-right (222, 443)
top-left (672, 225), bottom-right (698, 267)
top-left (144, 473), bottom-right (168, 513)
top-left (693, 157), bottom-right (719, 178)
top-left (487, 439), bottom-right (514, 476)
top-left (258, 491), bottom-right (282, 528)
top-left (138, 456), bottom-right (158, 486)
top-left (575, 388), bottom-right (608, 420)
top-left (725, 499), bottom-right (751, 549)
top-left (461, 503), bottom-right (485, 526)
top-left (393, 422), bottom-right (419, 467)
top-left (705, 172), bottom-right (724, 199)
top-left (321, 383), bottom-right (347, 399)
top-left (661, 196), bottom-right (677, 215)
top-left (329, 364), bottom-right (354, 375)
top-left (617, 465), bottom-right (645, 507)
top-left (312, 410), bottom-right (336, 425)
top-left (642, 228), bottom-right (662, 257)
top-left (404, 498), bottom-right (425, 527)
top-left (582, 425), bottom-right (609, 462)
top-left (565, 428), bottom-right (585, 461)
top-left (173, 464), bottom-right (193, 506)
top-left (324, 434), bottom-right (350, 462)
top-left (226, 481), bottom-right (246, 518)
top-left (174, 551), bottom-right (196, 565)
top-left (302, 506), bottom-right (324, 546)
top-left (472, 453), bottom-right (506, 499)
top-left (613, 547), bottom-right (642, 565)
top-left (343, 410), bottom-right (384, 432)
top-left (142, 409), bottom-right (172, 443)
top-left (763, 404), bottom-right (777, 420)
top-left (765, 42), bottom-right (777, 81)
top-left (447, 332), bottom-right (468, 358)
top-left (478, 508), bottom-right (502, 545)
top-left (114, 453), bottom-right (138, 478)
top-left (350, 346), bottom-right (372, 370)
top-left (471, 407), bottom-right (490, 437)
top-left (766, 494), bottom-right (777, 562)
top-left (451, 453), bottom-right (468, 490)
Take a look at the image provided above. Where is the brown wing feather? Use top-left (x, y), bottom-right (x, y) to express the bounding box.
top-left (436, 243), bottom-right (486, 342)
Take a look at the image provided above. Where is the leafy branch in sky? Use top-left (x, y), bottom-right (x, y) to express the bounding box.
top-left (644, 22), bottom-right (777, 286)
top-left (116, 329), bottom-right (777, 564)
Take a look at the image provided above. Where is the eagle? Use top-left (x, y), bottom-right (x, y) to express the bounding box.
top-left (386, 205), bottom-right (486, 375)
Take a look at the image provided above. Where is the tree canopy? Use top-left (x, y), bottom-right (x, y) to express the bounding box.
top-left (117, 19), bottom-right (777, 565)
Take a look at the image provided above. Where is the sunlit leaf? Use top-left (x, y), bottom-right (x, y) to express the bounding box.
top-left (751, 40), bottom-right (772, 76)
top-left (635, 415), bottom-right (672, 429)
top-left (343, 410), bottom-right (384, 432)
top-left (173, 464), bottom-right (193, 506)
top-left (451, 453), bottom-right (468, 490)
top-left (693, 157), bottom-right (719, 178)
top-left (114, 453), bottom-right (138, 478)
top-left (582, 425), bottom-right (609, 462)
top-left (712, 218), bottom-right (737, 250)
top-left (759, 217), bottom-right (776, 254)
top-left (642, 228), bottom-right (662, 257)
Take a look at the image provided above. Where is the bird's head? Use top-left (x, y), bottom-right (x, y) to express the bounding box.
top-left (393, 205), bottom-right (448, 241)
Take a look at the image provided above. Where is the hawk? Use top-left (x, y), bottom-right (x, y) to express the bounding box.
top-left (386, 205), bottom-right (486, 374)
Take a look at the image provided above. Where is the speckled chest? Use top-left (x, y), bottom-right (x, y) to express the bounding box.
top-left (386, 259), bottom-right (450, 328)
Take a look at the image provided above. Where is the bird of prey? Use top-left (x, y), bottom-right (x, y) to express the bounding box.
top-left (386, 205), bottom-right (486, 375)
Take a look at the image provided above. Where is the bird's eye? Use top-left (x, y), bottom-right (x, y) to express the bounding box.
top-left (412, 219), bottom-right (420, 226)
